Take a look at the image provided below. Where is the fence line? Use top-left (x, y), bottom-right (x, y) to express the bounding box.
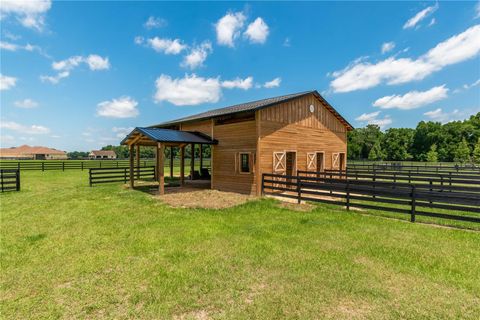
top-left (347, 163), bottom-right (480, 173)
top-left (0, 169), bottom-right (20, 192)
top-left (261, 173), bottom-right (480, 224)
top-left (89, 166), bottom-right (156, 186)
top-left (0, 159), bottom-right (211, 171)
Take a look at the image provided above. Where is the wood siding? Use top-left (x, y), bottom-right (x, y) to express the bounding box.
top-left (180, 120), bottom-right (213, 136)
top-left (257, 94), bottom-right (347, 194)
top-left (212, 120), bottom-right (257, 194)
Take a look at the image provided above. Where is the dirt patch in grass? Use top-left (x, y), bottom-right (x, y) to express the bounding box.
top-left (158, 189), bottom-right (256, 209)
top-left (277, 202), bottom-right (315, 212)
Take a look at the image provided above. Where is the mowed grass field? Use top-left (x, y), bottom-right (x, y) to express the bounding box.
top-left (1, 171), bottom-right (480, 319)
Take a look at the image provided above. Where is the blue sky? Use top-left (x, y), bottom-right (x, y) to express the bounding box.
top-left (1, 1), bottom-right (479, 151)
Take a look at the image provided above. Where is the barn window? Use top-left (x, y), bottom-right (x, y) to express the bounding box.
top-left (240, 153), bottom-right (251, 173)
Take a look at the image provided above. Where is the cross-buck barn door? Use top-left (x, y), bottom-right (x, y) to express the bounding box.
top-left (273, 152), bottom-right (286, 190)
top-left (307, 153), bottom-right (317, 176)
top-left (332, 153), bottom-right (340, 170)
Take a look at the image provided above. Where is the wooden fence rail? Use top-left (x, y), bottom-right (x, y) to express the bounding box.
top-left (89, 166), bottom-right (156, 186)
top-left (0, 159), bottom-right (211, 171)
top-left (262, 173), bottom-right (480, 224)
top-left (0, 169), bottom-right (20, 192)
top-left (347, 163), bottom-right (480, 173)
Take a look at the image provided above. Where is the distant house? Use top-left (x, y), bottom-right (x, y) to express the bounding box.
top-left (88, 150), bottom-right (117, 159)
top-left (0, 145), bottom-right (68, 160)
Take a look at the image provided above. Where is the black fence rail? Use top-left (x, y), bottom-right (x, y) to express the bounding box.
top-left (348, 163), bottom-right (480, 173)
top-left (311, 169), bottom-right (480, 190)
top-left (262, 173), bottom-right (480, 224)
top-left (89, 166), bottom-right (156, 186)
top-left (0, 169), bottom-right (20, 192)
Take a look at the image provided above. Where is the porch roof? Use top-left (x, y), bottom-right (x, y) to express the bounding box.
top-left (121, 127), bottom-right (218, 146)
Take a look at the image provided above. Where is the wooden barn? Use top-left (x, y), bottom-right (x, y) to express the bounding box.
top-left (121, 90), bottom-right (353, 195)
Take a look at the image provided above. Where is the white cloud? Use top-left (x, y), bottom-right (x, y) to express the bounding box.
top-left (355, 111), bottom-right (381, 122)
top-left (475, 1), bottom-right (480, 19)
top-left (112, 127), bottom-right (134, 138)
top-left (381, 42), bottom-right (395, 54)
top-left (96, 97), bottom-right (139, 118)
top-left (428, 18), bottom-right (436, 27)
top-left (154, 74), bottom-right (221, 106)
top-left (330, 25), bottom-right (480, 93)
top-left (0, 41), bottom-right (42, 54)
top-left (146, 37), bottom-right (187, 55)
top-left (463, 78), bottom-right (480, 90)
top-left (144, 16), bottom-right (167, 29)
top-left (134, 36), bottom-right (144, 45)
top-left (41, 54), bottom-right (109, 83)
top-left (424, 108), bottom-right (460, 123)
top-left (14, 99), bottom-right (39, 108)
top-left (243, 17), bottom-right (269, 44)
top-left (373, 85), bottom-right (448, 110)
top-left (0, 0), bottom-right (51, 31)
top-left (283, 37), bottom-right (291, 47)
top-left (403, 3), bottom-right (438, 29)
top-left (263, 77), bottom-right (281, 88)
top-left (181, 41), bottom-right (212, 69)
top-left (0, 120), bottom-right (50, 134)
top-left (0, 74), bottom-right (17, 90)
top-left (215, 11), bottom-right (246, 47)
top-left (355, 111), bottom-right (392, 129)
top-left (85, 55), bottom-right (110, 70)
top-left (221, 76), bottom-right (253, 90)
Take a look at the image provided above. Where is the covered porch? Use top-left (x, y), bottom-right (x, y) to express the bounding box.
top-left (121, 127), bottom-right (217, 195)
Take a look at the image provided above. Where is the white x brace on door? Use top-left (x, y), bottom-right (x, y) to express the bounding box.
top-left (307, 153), bottom-right (317, 172)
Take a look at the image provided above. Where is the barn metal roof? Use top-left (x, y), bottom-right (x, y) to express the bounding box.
top-left (121, 127), bottom-right (217, 145)
top-left (151, 90), bottom-right (353, 130)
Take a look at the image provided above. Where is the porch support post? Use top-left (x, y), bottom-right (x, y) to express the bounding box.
top-left (180, 145), bottom-right (185, 186)
top-left (129, 144), bottom-right (134, 188)
top-left (190, 143), bottom-right (195, 180)
top-left (199, 144), bottom-right (203, 171)
top-left (154, 146), bottom-right (158, 180)
top-left (170, 146), bottom-right (174, 178)
top-left (157, 142), bottom-right (165, 195)
top-left (135, 144), bottom-right (140, 179)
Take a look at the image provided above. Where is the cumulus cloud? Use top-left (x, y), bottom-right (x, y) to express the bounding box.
top-left (381, 42), bottom-right (395, 54)
top-left (221, 76), bottom-right (253, 90)
top-left (215, 11), bottom-right (246, 47)
top-left (112, 126), bottom-right (134, 138)
top-left (244, 17), bottom-right (269, 44)
top-left (96, 97), bottom-right (139, 118)
top-left (463, 78), bottom-right (480, 90)
top-left (41, 54), bottom-right (109, 84)
top-left (0, 120), bottom-right (50, 134)
top-left (330, 25), bottom-right (480, 93)
top-left (142, 37), bottom-right (187, 54)
top-left (373, 85), bottom-right (448, 110)
top-left (154, 74), bottom-right (221, 106)
top-left (424, 108), bottom-right (462, 123)
top-left (355, 111), bottom-right (392, 129)
top-left (0, 0), bottom-right (52, 31)
top-left (144, 16), bottom-right (167, 29)
top-left (263, 77), bottom-right (281, 88)
top-left (14, 99), bottom-right (39, 108)
top-left (403, 3), bottom-right (438, 29)
top-left (0, 74), bottom-right (17, 90)
top-left (181, 41), bottom-right (212, 69)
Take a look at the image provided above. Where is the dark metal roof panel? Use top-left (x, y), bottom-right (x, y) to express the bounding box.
top-left (121, 127), bottom-right (217, 145)
top-left (151, 91), bottom-right (314, 127)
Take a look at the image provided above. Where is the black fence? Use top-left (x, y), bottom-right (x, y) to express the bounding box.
top-left (262, 173), bottom-right (480, 224)
top-left (1, 169), bottom-right (20, 192)
top-left (348, 163), bottom-right (480, 173)
top-left (0, 159), bottom-right (211, 171)
top-left (89, 166), bottom-right (156, 186)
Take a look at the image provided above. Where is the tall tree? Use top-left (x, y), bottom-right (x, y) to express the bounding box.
top-left (472, 138), bottom-right (480, 164)
top-left (453, 138), bottom-right (471, 163)
top-left (426, 144), bottom-right (438, 162)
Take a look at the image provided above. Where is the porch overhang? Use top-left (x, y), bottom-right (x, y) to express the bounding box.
top-left (121, 127), bottom-right (217, 146)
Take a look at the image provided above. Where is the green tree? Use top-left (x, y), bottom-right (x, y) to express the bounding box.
top-left (426, 144), bottom-right (438, 162)
top-left (368, 141), bottom-right (385, 161)
top-left (453, 138), bottom-right (471, 163)
top-left (381, 128), bottom-right (414, 161)
top-left (473, 138), bottom-right (480, 164)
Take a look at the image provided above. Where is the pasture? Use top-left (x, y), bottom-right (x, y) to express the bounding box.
top-left (1, 170), bottom-right (480, 319)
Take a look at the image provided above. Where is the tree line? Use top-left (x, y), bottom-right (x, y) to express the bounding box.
top-left (348, 112), bottom-right (480, 163)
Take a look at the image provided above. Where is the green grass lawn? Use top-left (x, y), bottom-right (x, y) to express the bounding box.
top-left (1, 171), bottom-right (480, 319)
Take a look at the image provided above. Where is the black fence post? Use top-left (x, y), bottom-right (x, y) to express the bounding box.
top-left (1, 170), bottom-right (3, 192)
top-left (410, 185), bottom-right (416, 223)
top-left (17, 162), bottom-right (20, 170)
top-left (16, 169), bottom-right (20, 191)
top-left (81, 162), bottom-right (84, 171)
top-left (42, 162), bottom-right (45, 172)
top-left (62, 162), bottom-right (65, 171)
top-left (297, 176), bottom-right (301, 204)
top-left (346, 180), bottom-right (350, 210)
top-left (124, 167), bottom-right (127, 184)
top-left (89, 169), bottom-right (92, 187)
top-left (429, 180), bottom-right (433, 204)
top-left (261, 174), bottom-right (265, 196)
